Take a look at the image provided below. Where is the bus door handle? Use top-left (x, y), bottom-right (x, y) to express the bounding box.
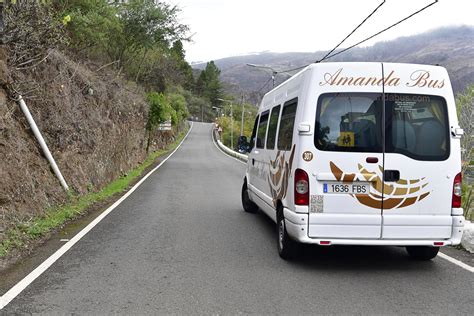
top-left (384, 170), bottom-right (400, 182)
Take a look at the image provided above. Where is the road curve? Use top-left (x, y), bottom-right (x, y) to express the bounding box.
top-left (3, 122), bottom-right (473, 314)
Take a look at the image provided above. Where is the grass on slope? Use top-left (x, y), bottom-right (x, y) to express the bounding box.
top-left (0, 126), bottom-right (189, 258)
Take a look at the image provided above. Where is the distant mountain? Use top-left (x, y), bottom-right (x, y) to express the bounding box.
top-left (194, 26), bottom-right (474, 104)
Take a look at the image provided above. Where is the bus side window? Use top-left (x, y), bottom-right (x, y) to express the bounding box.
top-left (277, 99), bottom-right (298, 151)
top-left (266, 105), bottom-right (281, 150)
top-left (256, 111), bottom-right (269, 149)
top-left (250, 115), bottom-right (259, 150)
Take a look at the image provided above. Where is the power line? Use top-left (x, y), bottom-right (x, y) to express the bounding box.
top-left (272, 0), bottom-right (438, 75)
top-left (323, 0), bottom-right (438, 61)
top-left (275, 0), bottom-right (386, 73)
top-left (277, 65), bottom-right (308, 74)
top-left (257, 77), bottom-right (273, 93)
top-left (317, 0), bottom-right (386, 63)
top-left (251, 0), bottom-right (439, 93)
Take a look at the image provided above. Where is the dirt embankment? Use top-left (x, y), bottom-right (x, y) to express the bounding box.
top-left (0, 48), bottom-right (173, 240)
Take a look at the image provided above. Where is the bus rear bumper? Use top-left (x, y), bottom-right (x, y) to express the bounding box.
top-left (284, 210), bottom-right (464, 247)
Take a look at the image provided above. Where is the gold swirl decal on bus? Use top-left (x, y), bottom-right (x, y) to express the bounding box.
top-left (330, 162), bottom-right (429, 209)
top-left (268, 145), bottom-right (296, 208)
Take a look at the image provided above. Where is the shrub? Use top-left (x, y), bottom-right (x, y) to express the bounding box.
top-left (146, 91), bottom-right (175, 131)
top-left (3, 0), bottom-right (66, 69)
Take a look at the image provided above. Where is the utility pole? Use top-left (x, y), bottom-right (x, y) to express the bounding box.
top-left (230, 103), bottom-right (233, 149)
top-left (240, 94), bottom-right (245, 136)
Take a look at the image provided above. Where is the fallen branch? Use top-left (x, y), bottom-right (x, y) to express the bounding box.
top-left (95, 60), bottom-right (119, 73)
top-left (16, 51), bottom-right (51, 70)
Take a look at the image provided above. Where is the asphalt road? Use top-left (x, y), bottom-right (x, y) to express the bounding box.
top-left (2, 122), bottom-right (473, 314)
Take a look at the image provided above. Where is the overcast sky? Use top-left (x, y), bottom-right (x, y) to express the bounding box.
top-left (169, 0), bottom-right (473, 63)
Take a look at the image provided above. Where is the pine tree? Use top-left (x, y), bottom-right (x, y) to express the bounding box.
top-left (199, 61), bottom-right (222, 107)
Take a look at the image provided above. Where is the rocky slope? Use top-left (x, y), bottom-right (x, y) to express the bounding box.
top-left (0, 48), bottom-right (172, 241)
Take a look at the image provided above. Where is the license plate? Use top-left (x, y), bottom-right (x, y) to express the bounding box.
top-left (323, 183), bottom-right (369, 194)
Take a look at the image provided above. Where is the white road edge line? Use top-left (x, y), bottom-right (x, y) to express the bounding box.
top-left (210, 126), bottom-right (474, 273)
top-left (438, 252), bottom-right (474, 273)
top-left (210, 127), bottom-right (246, 165)
top-left (0, 122), bottom-right (194, 310)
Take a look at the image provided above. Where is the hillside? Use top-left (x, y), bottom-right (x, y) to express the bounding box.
top-left (195, 26), bottom-right (474, 103)
top-left (0, 0), bottom-right (198, 262)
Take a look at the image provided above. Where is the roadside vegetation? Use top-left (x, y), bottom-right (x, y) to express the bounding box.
top-left (456, 83), bottom-right (474, 221)
top-left (0, 127), bottom-right (189, 258)
top-left (2, 0), bottom-right (230, 125)
top-left (216, 103), bottom-right (258, 150)
top-left (0, 0), bottom-right (233, 259)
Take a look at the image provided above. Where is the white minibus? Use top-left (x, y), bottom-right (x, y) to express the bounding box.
top-left (241, 62), bottom-right (465, 260)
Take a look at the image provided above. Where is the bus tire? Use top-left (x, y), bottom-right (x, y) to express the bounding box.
top-left (406, 246), bottom-right (440, 260)
top-left (242, 181), bottom-right (258, 213)
top-left (277, 211), bottom-right (298, 260)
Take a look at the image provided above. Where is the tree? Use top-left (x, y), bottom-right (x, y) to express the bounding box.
top-left (197, 61), bottom-right (222, 107)
top-left (168, 91), bottom-right (189, 129)
top-left (57, 0), bottom-right (120, 53)
top-left (170, 40), bottom-right (194, 90)
top-left (195, 70), bottom-right (206, 96)
top-left (109, 0), bottom-right (189, 69)
top-left (146, 91), bottom-right (176, 152)
top-left (146, 92), bottom-right (174, 129)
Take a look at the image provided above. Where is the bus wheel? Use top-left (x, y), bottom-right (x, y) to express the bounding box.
top-left (277, 212), bottom-right (298, 260)
top-left (406, 246), bottom-right (440, 260)
top-left (241, 181), bottom-right (258, 213)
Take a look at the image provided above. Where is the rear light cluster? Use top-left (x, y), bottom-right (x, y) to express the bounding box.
top-left (295, 169), bottom-right (309, 205)
top-left (452, 172), bottom-right (462, 208)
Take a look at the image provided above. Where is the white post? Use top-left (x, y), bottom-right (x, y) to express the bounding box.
top-left (18, 96), bottom-right (69, 192)
top-left (230, 103), bottom-right (233, 150)
top-left (240, 94), bottom-right (244, 136)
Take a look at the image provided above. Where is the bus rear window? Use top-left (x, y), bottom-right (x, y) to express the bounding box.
top-left (385, 94), bottom-right (449, 161)
top-left (315, 93), bottom-right (450, 161)
top-left (315, 93), bottom-right (383, 153)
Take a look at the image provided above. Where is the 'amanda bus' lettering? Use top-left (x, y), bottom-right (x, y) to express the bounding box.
top-left (406, 70), bottom-right (445, 88)
top-left (319, 68), bottom-right (444, 89)
top-left (319, 68), bottom-right (400, 87)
